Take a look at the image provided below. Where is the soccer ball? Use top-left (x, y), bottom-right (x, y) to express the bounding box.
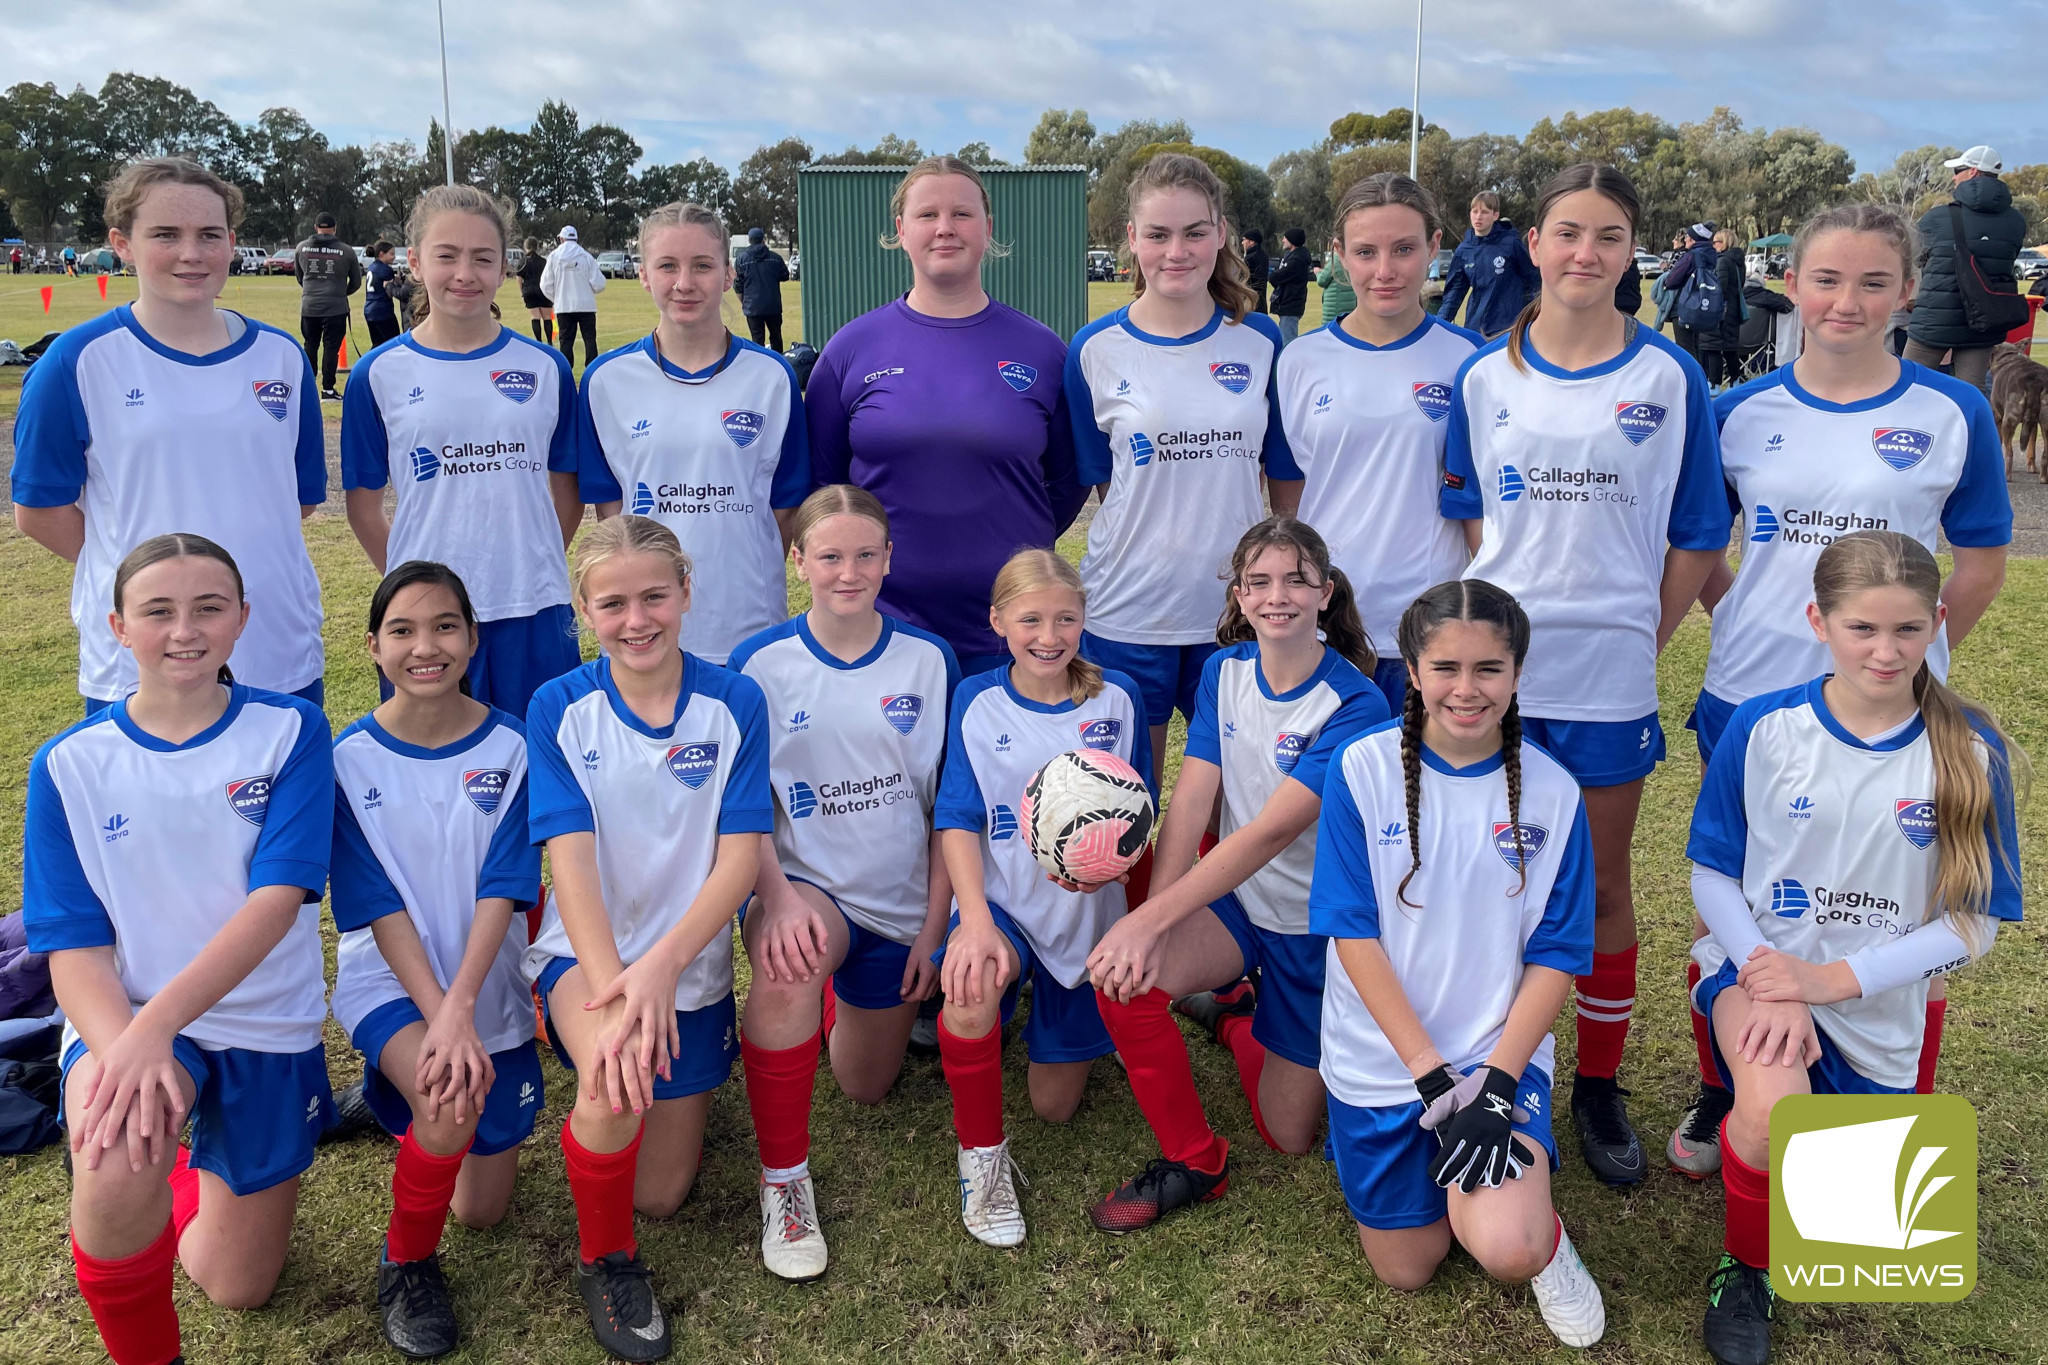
top-left (1021, 748), bottom-right (1155, 885)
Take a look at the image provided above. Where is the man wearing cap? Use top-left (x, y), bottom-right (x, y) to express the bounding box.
top-left (1905, 145), bottom-right (2028, 393)
top-left (538, 223), bottom-right (606, 369)
top-left (733, 226), bottom-right (790, 353)
top-left (296, 210), bottom-right (363, 400)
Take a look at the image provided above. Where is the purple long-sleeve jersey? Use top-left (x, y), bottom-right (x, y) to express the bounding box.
top-left (807, 297), bottom-right (1085, 662)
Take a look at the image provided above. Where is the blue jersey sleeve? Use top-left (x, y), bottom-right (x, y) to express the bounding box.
top-left (1939, 384), bottom-right (2015, 548)
top-left (1242, 314), bottom-right (1303, 479)
top-left (294, 347), bottom-right (326, 505)
top-left (525, 681), bottom-right (595, 843)
top-left (1307, 744), bottom-right (1381, 939)
top-left (933, 682), bottom-right (991, 832)
top-left (339, 353), bottom-right (391, 492)
top-left (1686, 700), bottom-right (1762, 879)
top-left (546, 347), bottom-right (578, 474)
top-left (1289, 678), bottom-right (1392, 798)
top-left (1439, 351), bottom-right (1484, 519)
top-left (1064, 333), bottom-right (1115, 488)
top-left (1043, 374), bottom-right (1087, 538)
top-left (573, 367), bottom-right (624, 505)
top-left (769, 361), bottom-right (814, 509)
top-left (9, 340), bottom-right (91, 507)
top-left (805, 347), bottom-right (853, 488)
top-left (22, 740), bottom-right (115, 951)
top-left (1523, 799), bottom-right (1595, 974)
top-left (478, 771), bottom-right (542, 907)
top-left (716, 674), bottom-right (775, 836)
top-left (329, 785), bottom-right (405, 931)
top-left (249, 699), bottom-right (334, 897)
top-left (1183, 652), bottom-right (1225, 766)
top-left (1977, 722), bottom-right (2024, 922)
top-left (1667, 352), bottom-right (1730, 550)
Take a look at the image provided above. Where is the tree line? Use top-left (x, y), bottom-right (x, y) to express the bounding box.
top-left (2, 75), bottom-right (2041, 254)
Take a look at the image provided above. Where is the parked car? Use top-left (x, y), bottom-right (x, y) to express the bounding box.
top-left (506, 246), bottom-right (524, 273)
top-left (2015, 248), bottom-right (2048, 281)
top-left (1634, 250), bottom-right (1663, 278)
top-left (596, 251), bottom-right (631, 278)
top-left (267, 247), bottom-right (297, 274)
top-left (1427, 248), bottom-right (1455, 282)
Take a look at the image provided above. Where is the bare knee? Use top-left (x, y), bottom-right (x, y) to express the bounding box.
top-left (411, 1110), bottom-right (474, 1157)
top-left (569, 1094), bottom-right (643, 1153)
top-left (1031, 1092), bottom-right (1081, 1125)
top-left (1363, 1243), bottom-right (1441, 1292)
top-left (1263, 1111), bottom-right (1319, 1156)
top-left (451, 1194), bottom-right (509, 1230)
top-left (635, 1176), bottom-right (692, 1220)
top-left (191, 1262), bottom-right (282, 1311)
top-left (1465, 1222), bottom-right (1552, 1284)
top-left (833, 1063), bottom-right (900, 1107)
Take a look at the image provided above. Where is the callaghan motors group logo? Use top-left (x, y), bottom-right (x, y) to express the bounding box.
top-left (1770, 1094), bottom-right (1976, 1302)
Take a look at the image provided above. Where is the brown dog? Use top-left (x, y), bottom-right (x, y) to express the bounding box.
top-left (1989, 342), bottom-right (2048, 478)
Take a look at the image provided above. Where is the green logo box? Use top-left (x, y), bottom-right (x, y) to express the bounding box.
top-left (1770, 1094), bottom-right (1976, 1302)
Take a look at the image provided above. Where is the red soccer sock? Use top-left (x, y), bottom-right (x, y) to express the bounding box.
top-left (937, 1016), bottom-right (1005, 1149)
top-left (1196, 829), bottom-right (1219, 857)
top-left (1916, 997), bottom-right (1948, 1095)
top-left (1122, 845), bottom-right (1156, 907)
top-left (1095, 989), bottom-right (1226, 1173)
top-left (386, 1126), bottom-right (472, 1264)
top-left (742, 1028), bottom-right (820, 1171)
top-left (168, 1144), bottom-right (200, 1243)
top-left (1574, 943), bottom-right (1638, 1079)
top-left (1214, 1010), bottom-right (1281, 1152)
top-left (1720, 1118), bottom-right (1770, 1267)
top-left (562, 1119), bottom-right (641, 1264)
top-left (1687, 960), bottom-right (1721, 1088)
top-left (72, 1220), bottom-right (180, 1365)
top-left (821, 977), bottom-right (838, 1043)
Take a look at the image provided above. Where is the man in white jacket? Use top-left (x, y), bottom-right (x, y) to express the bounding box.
top-left (539, 224), bottom-right (606, 369)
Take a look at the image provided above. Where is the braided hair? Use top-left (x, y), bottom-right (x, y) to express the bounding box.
top-left (1392, 579), bottom-right (1533, 908)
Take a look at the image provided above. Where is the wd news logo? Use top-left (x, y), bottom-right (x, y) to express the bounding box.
top-left (1772, 1095), bottom-right (1976, 1301)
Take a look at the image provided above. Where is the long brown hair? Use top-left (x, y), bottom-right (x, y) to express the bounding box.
top-left (1334, 172), bottom-right (1444, 247)
top-left (1505, 162), bottom-right (1641, 373)
top-left (1125, 152), bottom-right (1257, 324)
top-left (989, 549), bottom-right (1102, 704)
top-left (1215, 517), bottom-right (1376, 676)
top-left (405, 183), bottom-right (513, 324)
top-left (112, 532), bottom-right (245, 685)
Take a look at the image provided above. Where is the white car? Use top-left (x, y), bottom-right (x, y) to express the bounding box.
top-left (1634, 250), bottom-right (1663, 277)
top-left (2015, 248), bottom-right (2048, 281)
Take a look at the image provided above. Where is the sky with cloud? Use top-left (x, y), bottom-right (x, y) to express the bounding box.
top-left (7, 0), bottom-right (2045, 174)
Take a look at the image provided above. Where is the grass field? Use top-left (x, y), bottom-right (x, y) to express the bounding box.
top-left (0, 275), bottom-right (2043, 1364)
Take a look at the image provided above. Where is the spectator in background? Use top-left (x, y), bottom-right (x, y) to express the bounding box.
top-left (1660, 224), bottom-right (1719, 359)
top-left (1906, 145), bottom-right (2028, 393)
top-left (1242, 229), bottom-right (1271, 313)
top-left (734, 226), bottom-right (791, 352)
top-left (1437, 190), bottom-right (1540, 338)
top-left (538, 223), bottom-right (605, 368)
top-left (61, 244), bottom-right (77, 276)
top-left (1266, 226), bottom-right (1312, 346)
top-left (1614, 239), bottom-right (1642, 320)
top-left (363, 240), bottom-right (401, 349)
top-left (296, 210), bottom-right (363, 399)
top-left (8, 245), bottom-right (20, 274)
top-left (517, 235), bottom-right (553, 346)
top-left (1316, 233), bottom-right (1356, 325)
top-left (1696, 229), bottom-right (1748, 388)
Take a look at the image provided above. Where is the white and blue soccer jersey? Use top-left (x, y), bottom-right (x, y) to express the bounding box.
top-left (10, 306), bottom-right (327, 701)
top-left (1687, 678), bottom-right (2022, 1090)
top-left (1311, 723), bottom-right (1594, 1107)
top-left (1441, 326), bottom-right (1727, 721)
top-left (1704, 362), bottom-right (2012, 706)
top-left (22, 686), bottom-right (333, 1055)
top-left (933, 669), bottom-right (1153, 987)
top-left (1184, 642), bottom-right (1390, 934)
top-left (729, 615), bottom-right (960, 943)
top-left (329, 710), bottom-right (541, 1055)
top-left (524, 654), bottom-right (773, 1010)
top-left (1277, 315), bottom-right (1482, 648)
top-left (340, 328), bottom-right (577, 622)
top-left (577, 336), bottom-right (812, 664)
top-left (1065, 306), bottom-right (1303, 644)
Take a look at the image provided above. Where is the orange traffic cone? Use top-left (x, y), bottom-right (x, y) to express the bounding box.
top-left (97, 275), bottom-right (108, 300)
top-left (338, 336), bottom-right (350, 372)
top-left (39, 286), bottom-right (53, 313)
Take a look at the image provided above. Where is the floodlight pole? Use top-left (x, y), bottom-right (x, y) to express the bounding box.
top-left (1409, 0), bottom-right (1423, 178)
top-left (437, 0), bottom-right (456, 184)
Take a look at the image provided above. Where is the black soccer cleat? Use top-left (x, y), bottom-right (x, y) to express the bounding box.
top-left (377, 1253), bottom-right (458, 1358)
top-left (320, 1080), bottom-right (382, 1146)
top-left (1703, 1253), bottom-right (1776, 1365)
top-left (1172, 980), bottom-right (1256, 1043)
top-left (1088, 1154), bottom-right (1231, 1234)
top-left (1570, 1072), bottom-right (1647, 1186)
top-left (576, 1249), bottom-right (671, 1361)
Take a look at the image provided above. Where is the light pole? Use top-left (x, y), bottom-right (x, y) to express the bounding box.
top-left (1409, 0), bottom-right (1423, 178)
top-left (437, 0), bottom-right (456, 184)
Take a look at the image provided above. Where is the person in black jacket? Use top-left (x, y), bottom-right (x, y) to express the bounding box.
top-left (363, 240), bottom-right (401, 349)
top-left (1696, 230), bottom-right (1748, 387)
top-left (1241, 229), bottom-right (1270, 313)
top-left (295, 210), bottom-right (363, 399)
top-left (1266, 227), bottom-right (1312, 345)
top-left (1660, 224), bottom-right (1720, 359)
top-left (517, 235), bottom-right (553, 345)
top-left (1905, 145), bottom-right (2029, 393)
top-left (734, 226), bottom-right (790, 352)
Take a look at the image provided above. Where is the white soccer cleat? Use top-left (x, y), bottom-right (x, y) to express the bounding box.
top-left (759, 1174), bottom-right (829, 1282)
top-left (1530, 1223), bottom-right (1606, 1348)
top-left (957, 1140), bottom-right (1028, 1248)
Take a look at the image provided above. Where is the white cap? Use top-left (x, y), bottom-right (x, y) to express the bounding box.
top-left (557, 224), bottom-right (579, 241)
top-left (1944, 146), bottom-right (2001, 173)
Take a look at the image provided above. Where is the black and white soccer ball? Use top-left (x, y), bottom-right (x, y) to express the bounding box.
top-left (1021, 748), bottom-right (1155, 885)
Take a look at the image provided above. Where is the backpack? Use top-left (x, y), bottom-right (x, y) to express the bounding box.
top-left (1946, 204), bottom-right (2030, 336)
top-left (788, 342), bottom-right (820, 395)
top-left (1675, 249), bottom-right (1727, 329)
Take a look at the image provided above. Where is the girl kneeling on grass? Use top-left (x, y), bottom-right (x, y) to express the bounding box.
top-left (1686, 529), bottom-right (2022, 1365)
top-left (932, 549), bottom-right (1151, 1247)
top-left (1085, 517), bottom-right (1388, 1232)
top-left (523, 514), bottom-right (772, 1362)
top-left (727, 485), bottom-right (960, 1281)
top-left (1311, 578), bottom-right (1605, 1348)
top-left (328, 561), bottom-right (543, 1358)
top-left (27, 533), bottom-right (334, 1365)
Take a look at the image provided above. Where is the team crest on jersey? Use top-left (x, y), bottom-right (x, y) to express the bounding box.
top-left (1411, 381), bottom-right (1453, 423)
top-left (1872, 427), bottom-right (1932, 472)
top-left (1492, 821), bottom-right (1548, 870)
top-left (1273, 732), bottom-right (1309, 775)
top-left (251, 380), bottom-right (292, 422)
top-left (1614, 401), bottom-right (1668, 446)
top-left (881, 694), bottom-right (924, 735)
top-left (997, 360), bottom-right (1038, 392)
top-left (490, 370), bottom-right (538, 403)
top-left (463, 768), bottom-right (510, 815)
top-left (721, 410), bottom-right (765, 448)
top-left (666, 742), bottom-right (720, 790)
top-left (1209, 361), bottom-right (1252, 395)
top-left (226, 775), bottom-right (273, 826)
top-left (1078, 718), bottom-right (1121, 750)
top-left (1894, 798), bottom-right (1937, 849)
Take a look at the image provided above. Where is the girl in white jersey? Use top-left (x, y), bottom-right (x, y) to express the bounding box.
top-left (1311, 579), bottom-right (1605, 1348)
top-left (1440, 162), bottom-right (1727, 1185)
top-left (933, 549), bottom-right (1152, 1248)
top-left (11, 158), bottom-right (327, 712)
top-left (25, 534), bottom-right (333, 1365)
top-left (1065, 152), bottom-right (1303, 787)
top-left (329, 562), bottom-right (543, 1358)
top-left (523, 515), bottom-right (771, 1363)
top-left (341, 184), bottom-right (584, 717)
top-left (1669, 203), bottom-right (2014, 1179)
top-left (1085, 518), bottom-right (1388, 1233)
top-left (726, 485), bottom-right (959, 1281)
top-left (578, 201), bottom-right (813, 665)
top-left (1278, 173), bottom-right (1480, 711)
top-left (1685, 530), bottom-right (2021, 1365)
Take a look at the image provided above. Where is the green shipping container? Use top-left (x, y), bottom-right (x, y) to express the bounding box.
top-left (797, 164), bottom-right (1089, 346)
